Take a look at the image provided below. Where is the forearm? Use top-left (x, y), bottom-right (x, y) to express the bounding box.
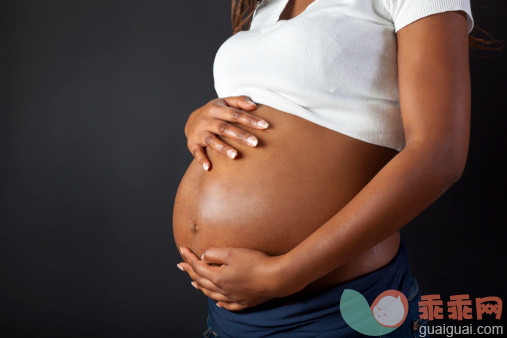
top-left (281, 141), bottom-right (464, 291)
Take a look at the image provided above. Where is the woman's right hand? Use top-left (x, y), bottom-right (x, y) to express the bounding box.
top-left (185, 96), bottom-right (269, 171)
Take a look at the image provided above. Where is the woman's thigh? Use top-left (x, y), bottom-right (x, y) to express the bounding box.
top-left (202, 315), bottom-right (219, 338)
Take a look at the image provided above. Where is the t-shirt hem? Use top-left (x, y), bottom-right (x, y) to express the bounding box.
top-left (216, 86), bottom-right (405, 152)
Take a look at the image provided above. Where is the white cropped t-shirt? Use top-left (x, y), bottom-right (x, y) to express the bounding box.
top-left (213, 0), bottom-right (474, 151)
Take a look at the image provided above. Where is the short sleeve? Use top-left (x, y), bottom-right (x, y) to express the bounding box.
top-left (384, 0), bottom-right (474, 34)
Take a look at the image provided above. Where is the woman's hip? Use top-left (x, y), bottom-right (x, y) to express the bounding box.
top-left (204, 239), bottom-right (426, 337)
top-left (303, 232), bottom-right (401, 295)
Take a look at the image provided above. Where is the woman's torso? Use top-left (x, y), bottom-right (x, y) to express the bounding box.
top-left (173, 104), bottom-right (400, 293)
top-left (174, 0), bottom-right (405, 295)
top-left (213, 0), bottom-right (406, 152)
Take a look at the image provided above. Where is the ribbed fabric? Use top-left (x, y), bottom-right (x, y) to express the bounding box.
top-left (213, 0), bottom-right (474, 151)
top-left (386, 0), bottom-right (474, 33)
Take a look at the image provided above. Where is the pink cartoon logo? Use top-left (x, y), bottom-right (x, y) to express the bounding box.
top-left (371, 290), bottom-right (409, 328)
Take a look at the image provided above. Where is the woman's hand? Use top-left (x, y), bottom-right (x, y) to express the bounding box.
top-left (185, 96), bottom-right (269, 171)
top-left (177, 246), bottom-right (304, 311)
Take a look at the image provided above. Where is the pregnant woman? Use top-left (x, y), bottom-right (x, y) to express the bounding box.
top-left (173, 0), bottom-right (475, 336)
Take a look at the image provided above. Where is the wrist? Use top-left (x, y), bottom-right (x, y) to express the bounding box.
top-left (270, 252), bottom-right (312, 298)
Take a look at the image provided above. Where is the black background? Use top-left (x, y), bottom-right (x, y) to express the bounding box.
top-left (1, 0), bottom-right (506, 336)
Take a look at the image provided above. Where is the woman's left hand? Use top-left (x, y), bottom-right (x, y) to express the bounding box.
top-left (177, 246), bottom-right (302, 311)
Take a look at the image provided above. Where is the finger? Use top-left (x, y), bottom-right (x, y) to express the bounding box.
top-left (192, 282), bottom-right (234, 302)
top-left (180, 246), bottom-right (201, 262)
top-left (212, 121), bottom-right (258, 147)
top-left (223, 95), bottom-right (257, 111)
top-left (202, 247), bottom-right (231, 265)
top-left (216, 302), bottom-right (247, 311)
top-left (180, 247), bottom-right (220, 282)
top-left (218, 107), bottom-right (269, 130)
top-left (179, 262), bottom-right (223, 293)
top-left (202, 133), bottom-right (238, 159)
top-left (190, 146), bottom-right (211, 171)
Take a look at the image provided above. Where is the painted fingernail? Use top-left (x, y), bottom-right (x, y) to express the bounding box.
top-left (247, 100), bottom-right (256, 106)
top-left (247, 136), bottom-right (258, 147)
top-left (201, 253), bottom-right (205, 260)
top-left (203, 163), bottom-right (210, 171)
top-left (191, 281), bottom-right (198, 289)
top-left (216, 303), bottom-right (222, 308)
top-left (227, 149), bottom-right (237, 159)
top-left (257, 120), bottom-right (269, 128)
top-left (179, 246), bottom-right (184, 255)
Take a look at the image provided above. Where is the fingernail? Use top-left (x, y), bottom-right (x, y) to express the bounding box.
top-left (227, 149), bottom-right (237, 159)
top-left (179, 246), bottom-right (184, 255)
top-left (247, 100), bottom-right (256, 106)
top-left (247, 136), bottom-right (258, 147)
top-left (216, 303), bottom-right (222, 308)
top-left (177, 263), bottom-right (184, 271)
top-left (257, 120), bottom-right (269, 128)
top-left (191, 281), bottom-right (198, 289)
top-left (203, 163), bottom-right (210, 171)
top-left (201, 253), bottom-right (205, 260)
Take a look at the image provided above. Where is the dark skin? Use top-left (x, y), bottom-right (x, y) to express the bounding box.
top-left (177, 1), bottom-right (471, 311)
top-left (176, 101), bottom-right (401, 297)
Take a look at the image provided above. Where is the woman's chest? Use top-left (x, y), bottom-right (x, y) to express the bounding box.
top-left (213, 3), bottom-right (398, 92)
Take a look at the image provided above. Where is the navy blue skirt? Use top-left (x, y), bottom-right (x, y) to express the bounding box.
top-left (204, 240), bottom-right (428, 337)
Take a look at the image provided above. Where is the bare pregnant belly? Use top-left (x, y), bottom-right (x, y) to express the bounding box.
top-left (173, 103), bottom-right (401, 290)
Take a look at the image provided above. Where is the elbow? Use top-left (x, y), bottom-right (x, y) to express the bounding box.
top-left (425, 156), bottom-right (466, 191)
top-left (438, 148), bottom-right (468, 186)
top-left (445, 162), bottom-right (465, 185)
top-left (407, 139), bottom-right (468, 186)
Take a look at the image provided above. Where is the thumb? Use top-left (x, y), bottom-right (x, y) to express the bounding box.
top-left (202, 247), bottom-right (231, 265)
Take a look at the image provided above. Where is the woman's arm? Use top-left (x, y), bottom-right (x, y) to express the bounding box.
top-left (178, 10), bottom-right (471, 311)
top-left (278, 10), bottom-right (472, 291)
